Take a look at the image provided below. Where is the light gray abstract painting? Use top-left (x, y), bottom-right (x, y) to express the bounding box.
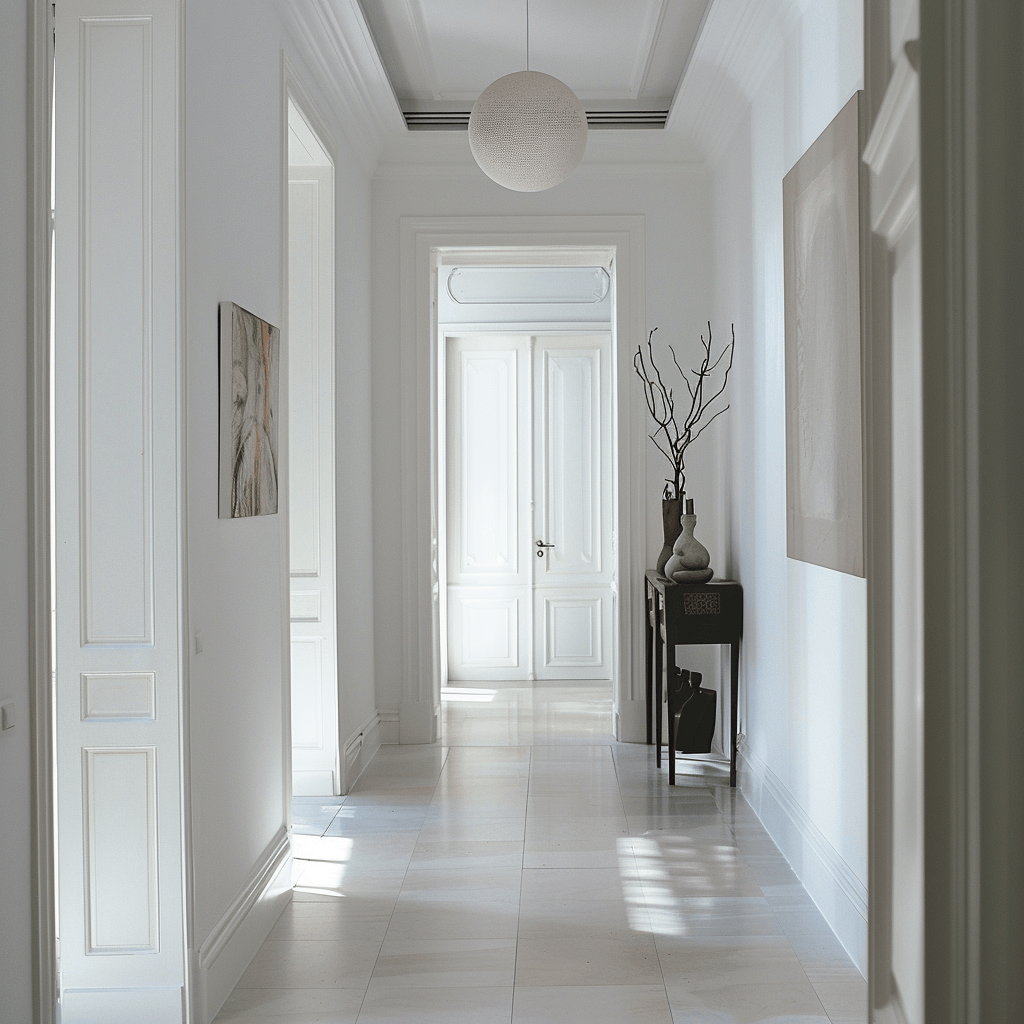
top-left (783, 93), bottom-right (864, 577)
top-left (219, 302), bottom-right (280, 518)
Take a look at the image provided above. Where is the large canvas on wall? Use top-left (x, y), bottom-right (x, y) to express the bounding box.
top-left (219, 301), bottom-right (281, 518)
top-left (783, 92), bottom-right (864, 577)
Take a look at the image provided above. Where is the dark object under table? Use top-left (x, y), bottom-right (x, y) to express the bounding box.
top-left (644, 570), bottom-right (744, 786)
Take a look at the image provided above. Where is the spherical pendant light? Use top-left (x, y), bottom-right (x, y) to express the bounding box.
top-left (468, 70), bottom-right (588, 192)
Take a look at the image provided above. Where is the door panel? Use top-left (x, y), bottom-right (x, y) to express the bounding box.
top-left (447, 339), bottom-right (529, 587)
top-left (447, 589), bottom-right (528, 673)
top-left (447, 333), bottom-right (612, 682)
top-left (534, 339), bottom-right (611, 584)
top-left (535, 590), bottom-right (612, 676)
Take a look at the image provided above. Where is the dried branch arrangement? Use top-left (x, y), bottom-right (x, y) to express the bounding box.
top-left (634, 322), bottom-right (735, 500)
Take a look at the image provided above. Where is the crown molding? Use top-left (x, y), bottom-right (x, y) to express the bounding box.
top-left (275, 0), bottom-right (406, 173)
top-left (669, 0), bottom-right (811, 166)
top-left (862, 50), bottom-right (919, 246)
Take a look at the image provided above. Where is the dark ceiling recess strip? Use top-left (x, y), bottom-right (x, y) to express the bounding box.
top-left (403, 110), bottom-right (669, 131)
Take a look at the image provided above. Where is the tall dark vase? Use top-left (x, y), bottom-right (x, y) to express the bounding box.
top-left (657, 497), bottom-right (684, 574)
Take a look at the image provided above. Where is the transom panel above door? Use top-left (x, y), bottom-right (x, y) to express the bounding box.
top-left (445, 332), bottom-right (613, 681)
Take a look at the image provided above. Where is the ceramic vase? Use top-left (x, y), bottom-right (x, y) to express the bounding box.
top-left (664, 510), bottom-right (713, 582)
top-left (656, 497), bottom-right (684, 574)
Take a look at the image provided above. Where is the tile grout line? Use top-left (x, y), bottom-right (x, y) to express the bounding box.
top-left (509, 744), bottom-right (532, 1024)
top-left (350, 745), bottom-right (451, 1023)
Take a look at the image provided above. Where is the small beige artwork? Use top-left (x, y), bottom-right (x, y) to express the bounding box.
top-left (783, 93), bottom-right (864, 577)
top-left (219, 302), bottom-right (280, 518)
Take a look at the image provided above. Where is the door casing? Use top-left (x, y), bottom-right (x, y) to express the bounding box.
top-left (397, 219), bottom-right (649, 744)
top-left (286, 98), bottom-right (339, 796)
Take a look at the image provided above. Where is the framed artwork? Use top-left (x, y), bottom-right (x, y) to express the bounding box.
top-left (219, 301), bottom-right (280, 518)
top-left (783, 92), bottom-right (864, 577)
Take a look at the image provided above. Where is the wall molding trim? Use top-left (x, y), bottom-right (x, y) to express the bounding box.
top-left (30, 2), bottom-right (57, 1021)
top-left (194, 826), bottom-right (292, 1024)
top-left (861, 44), bottom-right (924, 1024)
top-left (863, 52), bottom-right (920, 245)
top-left (277, 0), bottom-right (403, 174)
top-left (738, 735), bottom-right (868, 973)
top-left (670, 0), bottom-right (810, 165)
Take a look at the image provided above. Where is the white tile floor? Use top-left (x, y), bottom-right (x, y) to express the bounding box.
top-left (215, 683), bottom-right (866, 1023)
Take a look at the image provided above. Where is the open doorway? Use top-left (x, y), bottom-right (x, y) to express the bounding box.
top-left (436, 255), bottom-right (618, 740)
top-left (397, 217), bottom-right (647, 746)
top-left (286, 98), bottom-right (338, 796)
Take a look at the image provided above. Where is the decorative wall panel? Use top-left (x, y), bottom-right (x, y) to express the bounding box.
top-left (290, 591), bottom-right (322, 622)
top-left (80, 18), bottom-right (155, 645)
top-left (83, 747), bottom-right (158, 953)
top-left (81, 673), bottom-right (156, 720)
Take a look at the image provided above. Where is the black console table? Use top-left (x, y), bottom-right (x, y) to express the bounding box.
top-left (645, 571), bottom-right (743, 786)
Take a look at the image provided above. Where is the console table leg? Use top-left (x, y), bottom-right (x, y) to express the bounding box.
top-left (645, 584), bottom-right (653, 745)
top-left (667, 642), bottom-right (676, 786)
top-left (730, 640), bottom-right (739, 787)
top-left (655, 601), bottom-right (664, 767)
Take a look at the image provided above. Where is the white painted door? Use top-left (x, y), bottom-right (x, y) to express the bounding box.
top-left (288, 155), bottom-right (338, 795)
top-left (446, 333), bottom-right (613, 680)
top-left (53, 2), bottom-right (187, 1020)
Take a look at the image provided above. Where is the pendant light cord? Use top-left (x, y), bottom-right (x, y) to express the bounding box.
top-left (526, 0), bottom-right (530, 71)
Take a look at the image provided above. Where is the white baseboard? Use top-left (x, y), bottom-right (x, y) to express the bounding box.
top-left (379, 708), bottom-right (400, 744)
top-left (737, 735), bottom-right (868, 975)
top-left (194, 826), bottom-right (293, 1024)
top-left (339, 710), bottom-right (383, 793)
top-left (616, 698), bottom-right (648, 743)
top-left (398, 699), bottom-right (438, 743)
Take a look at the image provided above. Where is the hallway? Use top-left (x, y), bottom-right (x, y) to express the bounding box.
top-left (214, 686), bottom-right (866, 1023)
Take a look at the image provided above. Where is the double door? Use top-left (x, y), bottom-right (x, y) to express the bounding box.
top-left (445, 333), bottom-right (614, 680)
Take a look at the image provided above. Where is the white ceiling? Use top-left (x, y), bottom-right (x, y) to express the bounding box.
top-left (356, 0), bottom-right (710, 120)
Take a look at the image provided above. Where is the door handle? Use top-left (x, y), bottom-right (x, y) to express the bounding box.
top-left (536, 540), bottom-right (554, 557)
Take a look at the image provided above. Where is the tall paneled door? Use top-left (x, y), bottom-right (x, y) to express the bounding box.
top-left (446, 333), bottom-right (614, 681)
top-left (53, 1), bottom-right (186, 1020)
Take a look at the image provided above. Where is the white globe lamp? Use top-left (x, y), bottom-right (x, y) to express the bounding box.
top-left (468, 70), bottom-right (588, 192)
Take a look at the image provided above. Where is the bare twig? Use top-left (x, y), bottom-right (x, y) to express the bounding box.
top-left (633, 322), bottom-right (735, 500)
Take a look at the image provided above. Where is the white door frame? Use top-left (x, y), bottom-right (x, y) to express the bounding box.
top-left (284, 77), bottom-right (340, 795)
top-left (30, 2), bottom-right (57, 1020)
top-left (398, 216), bottom-right (647, 744)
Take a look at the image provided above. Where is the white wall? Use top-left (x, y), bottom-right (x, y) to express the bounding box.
top-left (183, 0), bottom-right (376, 1012)
top-left (0, 3), bottom-right (38, 1022)
top-left (370, 157), bottom-right (717, 726)
top-left (709, 0), bottom-right (868, 972)
top-left (185, 0), bottom-right (290, 953)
